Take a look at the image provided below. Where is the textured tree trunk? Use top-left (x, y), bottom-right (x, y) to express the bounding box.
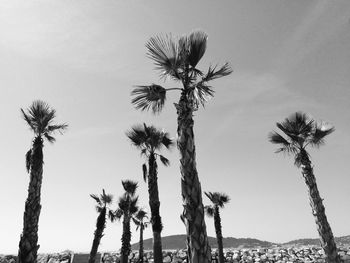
top-left (18, 136), bottom-right (43, 263)
top-left (138, 224), bottom-right (144, 263)
top-left (148, 153), bottom-right (163, 263)
top-left (214, 207), bottom-right (224, 263)
top-left (121, 216), bottom-right (131, 263)
top-left (300, 151), bottom-right (340, 263)
top-left (175, 92), bottom-right (211, 263)
top-left (89, 208), bottom-right (106, 263)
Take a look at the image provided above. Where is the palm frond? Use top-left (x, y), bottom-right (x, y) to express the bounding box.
top-left (202, 63), bottom-right (233, 82)
top-left (126, 124), bottom-right (148, 148)
top-left (122, 180), bottom-right (138, 196)
top-left (47, 124), bottom-right (68, 134)
top-left (142, 164), bottom-right (148, 182)
top-left (101, 189), bottom-right (113, 205)
top-left (204, 205), bottom-right (214, 217)
top-left (309, 124), bottom-right (335, 148)
top-left (205, 191), bottom-right (230, 207)
top-left (131, 85), bottom-right (167, 114)
top-left (44, 132), bottom-right (56, 143)
top-left (159, 155), bottom-right (170, 166)
top-left (115, 208), bottom-right (124, 221)
top-left (268, 131), bottom-right (297, 154)
top-left (161, 132), bottom-right (174, 149)
top-left (189, 83), bottom-right (214, 108)
top-left (21, 109), bottom-right (36, 131)
top-left (129, 196), bottom-right (139, 215)
top-left (146, 34), bottom-right (182, 80)
top-left (187, 31), bottom-right (207, 68)
top-left (108, 210), bottom-right (117, 222)
top-left (90, 194), bottom-right (102, 206)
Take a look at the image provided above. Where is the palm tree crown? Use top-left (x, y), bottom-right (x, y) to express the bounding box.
top-left (90, 189), bottom-right (113, 212)
top-left (204, 192), bottom-right (230, 216)
top-left (133, 209), bottom-right (149, 230)
top-left (127, 123), bottom-right (174, 181)
top-left (131, 31), bottom-right (232, 113)
top-left (110, 180), bottom-right (139, 222)
top-left (21, 100), bottom-right (68, 142)
top-left (268, 112), bottom-right (335, 167)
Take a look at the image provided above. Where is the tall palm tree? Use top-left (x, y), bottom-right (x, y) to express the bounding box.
top-left (18, 100), bottom-right (67, 263)
top-left (269, 112), bottom-right (339, 263)
top-left (110, 180), bottom-right (139, 263)
top-left (132, 209), bottom-right (149, 263)
top-left (88, 189), bottom-right (113, 263)
top-left (204, 192), bottom-right (230, 263)
top-left (131, 30), bottom-right (232, 263)
top-left (127, 123), bottom-right (174, 263)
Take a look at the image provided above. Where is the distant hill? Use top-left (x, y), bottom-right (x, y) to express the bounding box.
top-left (283, 235), bottom-right (350, 247)
top-left (131, 235), bottom-right (350, 250)
top-left (131, 234), bottom-right (274, 250)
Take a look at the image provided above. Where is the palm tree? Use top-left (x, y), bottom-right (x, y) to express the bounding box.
top-left (269, 112), bottom-right (339, 263)
top-left (204, 192), bottom-right (230, 263)
top-left (127, 123), bottom-right (174, 263)
top-left (110, 180), bottom-right (139, 263)
top-left (131, 30), bottom-right (232, 263)
top-left (132, 209), bottom-right (149, 263)
top-left (18, 100), bottom-right (67, 263)
top-left (88, 189), bottom-right (113, 263)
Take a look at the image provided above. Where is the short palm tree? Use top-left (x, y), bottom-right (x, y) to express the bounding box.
top-left (131, 30), bottom-right (232, 263)
top-left (110, 180), bottom-right (139, 263)
top-left (132, 209), bottom-right (149, 263)
top-left (88, 189), bottom-right (113, 263)
top-left (127, 123), bottom-right (174, 263)
top-left (204, 192), bottom-right (230, 263)
top-left (269, 112), bottom-right (339, 263)
top-left (18, 100), bottom-right (67, 263)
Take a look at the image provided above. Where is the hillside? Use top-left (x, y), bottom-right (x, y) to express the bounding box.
top-left (131, 235), bottom-right (350, 250)
top-left (131, 234), bottom-right (274, 250)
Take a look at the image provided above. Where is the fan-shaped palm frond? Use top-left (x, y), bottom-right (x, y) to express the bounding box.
top-left (268, 131), bottom-right (297, 154)
top-left (189, 83), bottom-right (215, 108)
top-left (101, 190), bottom-right (113, 205)
top-left (204, 205), bottom-right (214, 217)
top-left (21, 100), bottom-right (68, 140)
top-left (122, 180), bottom-right (138, 196)
top-left (146, 34), bottom-right (182, 80)
top-left (186, 31), bottom-right (208, 68)
top-left (202, 63), bottom-right (233, 83)
top-left (135, 209), bottom-right (148, 221)
top-left (90, 194), bottom-right (103, 207)
top-left (309, 124), bottom-right (335, 147)
top-left (131, 85), bottom-right (167, 114)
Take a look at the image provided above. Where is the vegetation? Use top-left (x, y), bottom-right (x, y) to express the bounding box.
top-left (127, 123), bottom-right (174, 263)
top-left (131, 30), bottom-right (232, 263)
top-left (204, 192), bottom-right (230, 263)
top-left (88, 189), bottom-right (113, 263)
top-left (269, 112), bottom-right (340, 263)
top-left (18, 100), bottom-right (67, 263)
top-left (110, 180), bottom-right (139, 263)
top-left (132, 209), bottom-right (149, 263)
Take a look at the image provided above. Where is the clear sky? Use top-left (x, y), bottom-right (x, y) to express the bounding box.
top-left (1, 0), bottom-right (349, 254)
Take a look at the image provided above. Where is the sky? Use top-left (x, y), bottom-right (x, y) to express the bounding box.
top-left (1, 0), bottom-right (350, 254)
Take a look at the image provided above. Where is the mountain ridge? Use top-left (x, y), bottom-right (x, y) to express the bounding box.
top-left (131, 234), bottom-right (350, 250)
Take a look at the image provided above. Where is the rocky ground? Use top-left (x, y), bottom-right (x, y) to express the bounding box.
top-left (1, 246), bottom-right (350, 263)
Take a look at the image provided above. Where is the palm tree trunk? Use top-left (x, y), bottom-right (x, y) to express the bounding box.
top-left (175, 92), bottom-right (211, 263)
top-left (138, 224), bottom-right (144, 263)
top-left (121, 216), bottom-right (131, 263)
top-left (89, 208), bottom-right (106, 263)
top-left (300, 151), bottom-right (340, 263)
top-left (18, 136), bottom-right (43, 263)
top-left (214, 207), bottom-right (224, 263)
top-left (148, 153), bottom-right (163, 263)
